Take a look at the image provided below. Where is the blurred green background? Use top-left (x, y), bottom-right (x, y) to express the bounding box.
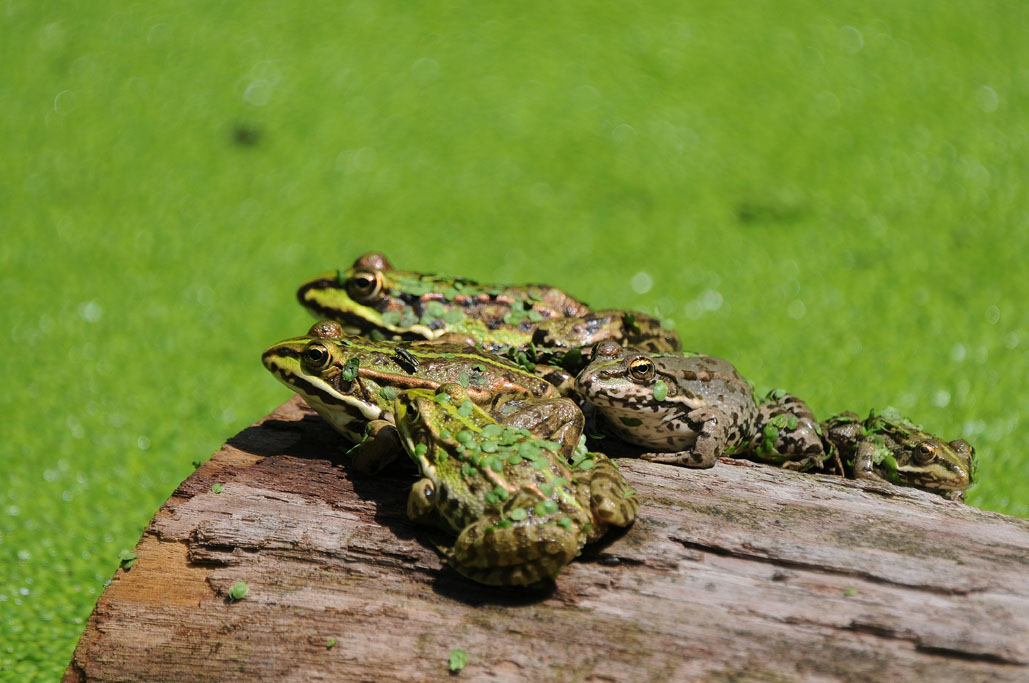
top-left (2, 0), bottom-right (1027, 677)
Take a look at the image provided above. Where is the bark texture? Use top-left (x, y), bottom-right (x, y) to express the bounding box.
top-left (66, 397), bottom-right (1029, 682)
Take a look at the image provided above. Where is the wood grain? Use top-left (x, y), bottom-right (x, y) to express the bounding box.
top-left (65, 396), bottom-right (1029, 682)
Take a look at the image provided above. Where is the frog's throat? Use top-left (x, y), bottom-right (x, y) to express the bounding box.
top-left (263, 354), bottom-right (383, 438)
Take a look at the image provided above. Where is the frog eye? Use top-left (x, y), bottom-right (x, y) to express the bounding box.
top-left (915, 442), bottom-right (938, 464)
top-left (628, 357), bottom-right (655, 382)
top-left (302, 343), bottom-right (333, 372)
top-left (592, 340), bottom-right (622, 360)
top-left (346, 269), bottom-right (383, 303)
top-left (308, 320), bottom-right (344, 339)
top-left (950, 439), bottom-right (974, 459)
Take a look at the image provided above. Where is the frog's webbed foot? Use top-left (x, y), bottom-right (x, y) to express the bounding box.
top-left (447, 517), bottom-right (586, 586)
top-left (347, 419), bottom-right (403, 474)
top-left (638, 449), bottom-right (717, 468)
top-left (578, 454), bottom-right (639, 537)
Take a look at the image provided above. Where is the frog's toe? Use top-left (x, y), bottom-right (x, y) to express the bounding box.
top-left (587, 457), bottom-right (640, 527)
top-left (639, 450), bottom-right (717, 468)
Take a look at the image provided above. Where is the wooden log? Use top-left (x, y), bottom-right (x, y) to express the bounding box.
top-left (65, 396), bottom-right (1029, 681)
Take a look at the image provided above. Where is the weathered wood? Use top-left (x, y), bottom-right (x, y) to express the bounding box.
top-left (66, 396), bottom-right (1029, 682)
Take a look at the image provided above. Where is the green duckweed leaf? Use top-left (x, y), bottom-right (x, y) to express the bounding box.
top-left (652, 380), bottom-right (668, 402)
top-left (228, 581), bottom-right (248, 601)
top-left (448, 648), bottom-right (468, 673)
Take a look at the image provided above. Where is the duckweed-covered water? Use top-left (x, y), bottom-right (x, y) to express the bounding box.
top-left (3, 1), bottom-right (1027, 678)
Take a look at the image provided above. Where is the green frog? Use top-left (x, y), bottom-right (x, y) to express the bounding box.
top-left (574, 341), bottom-right (759, 467)
top-left (744, 390), bottom-right (831, 471)
top-left (262, 321), bottom-right (582, 473)
top-left (297, 253), bottom-right (679, 378)
top-left (821, 408), bottom-right (975, 500)
top-left (395, 383), bottom-right (639, 585)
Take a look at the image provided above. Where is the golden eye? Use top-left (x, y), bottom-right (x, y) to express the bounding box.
top-left (628, 357), bottom-right (655, 382)
top-left (345, 269), bottom-right (382, 303)
top-left (302, 343), bottom-right (333, 372)
top-left (915, 442), bottom-right (938, 464)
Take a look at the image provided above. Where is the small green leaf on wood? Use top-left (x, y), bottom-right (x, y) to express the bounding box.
top-left (118, 550), bottom-right (137, 570)
top-left (448, 648), bottom-right (468, 673)
top-left (228, 580), bottom-right (249, 601)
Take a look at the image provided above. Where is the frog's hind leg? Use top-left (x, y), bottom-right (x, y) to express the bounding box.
top-left (578, 454), bottom-right (639, 539)
top-left (448, 517), bottom-right (586, 586)
top-left (743, 392), bottom-right (828, 471)
top-left (492, 396), bottom-right (585, 456)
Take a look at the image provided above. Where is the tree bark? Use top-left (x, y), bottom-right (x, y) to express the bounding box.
top-left (65, 397), bottom-right (1029, 682)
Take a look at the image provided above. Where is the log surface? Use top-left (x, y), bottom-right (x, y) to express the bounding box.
top-left (66, 397), bottom-right (1029, 682)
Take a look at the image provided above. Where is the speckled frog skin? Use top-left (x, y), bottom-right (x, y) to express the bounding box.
top-left (296, 253), bottom-right (680, 381)
top-left (822, 408), bottom-right (976, 500)
top-left (574, 341), bottom-right (759, 467)
top-left (395, 384), bottom-right (639, 585)
top-left (262, 320), bottom-right (581, 473)
top-left (298, 252), bottom-right (592, 350)
top-left (745, 390), bottom-right (830, 471)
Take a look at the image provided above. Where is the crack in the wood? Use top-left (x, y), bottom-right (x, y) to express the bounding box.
top-left (846, 621), bottom-right (1024, 666)
top-left (673, 537), bottom-right (980, 596)
top-left (769, 614), bottom-right (1027, 667)
top-left (914, 644), bottom-right (1024, 666)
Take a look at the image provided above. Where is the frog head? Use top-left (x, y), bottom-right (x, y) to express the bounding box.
top-left (866, 408), bottom-right (976, 497)
top-left (573, 341), bottom-right (674, 443)
top-left (261, 324), bottom-right (385, 441)
top-left (297, 252), bottom-right (466, 340)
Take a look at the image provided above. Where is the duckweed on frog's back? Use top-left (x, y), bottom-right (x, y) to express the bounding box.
top-left (262, 320), bottom-right (560, 472)
top-left (299, 252), bottom-right (592, 350)
top-left (297, 253), bottom-right (680, 376)
top-left (395, 384), bottom-right (639, 586)
top-left (744, 390), bottom-right (831, 472)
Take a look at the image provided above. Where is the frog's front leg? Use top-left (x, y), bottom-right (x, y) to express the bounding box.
top-left (639, 407), bottom-right (725, 468)
top-left (448, 516), bottom-right (586, 586)
top-left (347, 419), bottom-right (404, 474)
top-left (851, 440), bottom-right (893, 485)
